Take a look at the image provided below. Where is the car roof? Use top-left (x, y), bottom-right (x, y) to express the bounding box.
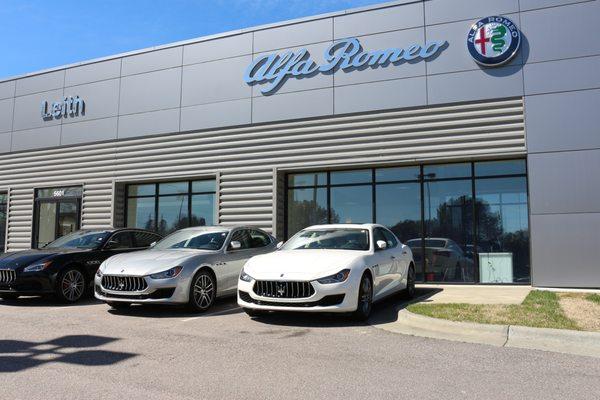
top-left (176, 225), bottom-right (268, 233)
top-left (303, 223), bottom-right (382, 230)
top-left (74, 228), bottom-right (161, 235)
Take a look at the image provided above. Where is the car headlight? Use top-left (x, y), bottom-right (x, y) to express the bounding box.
top-left (95, 268), bottom-right (103, 278)
top-left (316, 269), bottom-right (351, 284)
top-left (23, 261), bottom-right (52, 272)
top-left (149, 266), bottom-right (183, 280)
top-left (239, 268), bottom-right (253, 282)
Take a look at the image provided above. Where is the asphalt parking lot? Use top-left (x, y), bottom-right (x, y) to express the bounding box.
top-left (1, 292), bottom-right (599, 400)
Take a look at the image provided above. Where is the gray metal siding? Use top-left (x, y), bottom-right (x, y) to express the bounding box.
top-left (0, 97), bottom-right (524, 251)
top-left (521, 0), bottom-right (600, 288)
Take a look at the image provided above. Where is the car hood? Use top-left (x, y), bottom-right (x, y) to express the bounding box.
top-left (243, 249), bottom-right (367, 281)
top-left (0, 248), bottom-right (87, 270)
top-left (101, 249), bottom-right (216, 276)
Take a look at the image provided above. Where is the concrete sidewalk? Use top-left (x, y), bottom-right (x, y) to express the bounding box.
top-left (415, 284), bottom-right (531, 304)
top-left (370, 285), bottom-right (600, 359)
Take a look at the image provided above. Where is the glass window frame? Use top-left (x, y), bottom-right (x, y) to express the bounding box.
top-left (284, 159), bottom-right (530, 285)
top-left (0, 193), bottom-right (7, 253)
top-left (125, 179), bottom-right (217, 236)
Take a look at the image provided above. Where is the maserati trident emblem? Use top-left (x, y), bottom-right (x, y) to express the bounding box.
top-left (276, 283), bottom-right (285, 296)
top-left (118, 279), bottom-right (125, 289)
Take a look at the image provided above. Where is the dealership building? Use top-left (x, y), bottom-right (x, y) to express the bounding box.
top-left (0, 0), bottom-right (598, 288)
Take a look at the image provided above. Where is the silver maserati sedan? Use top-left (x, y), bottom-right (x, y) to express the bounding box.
top-left (94, 226), bottom-right (277, 312)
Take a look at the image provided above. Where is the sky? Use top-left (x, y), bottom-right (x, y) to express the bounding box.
top-left (0, 0), bottom-right (383, 79)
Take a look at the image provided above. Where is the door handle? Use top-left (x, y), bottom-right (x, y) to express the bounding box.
top-left (402, 251), bottom-right (408, 255)
top-left (390, 256), bottom-right (396, 260)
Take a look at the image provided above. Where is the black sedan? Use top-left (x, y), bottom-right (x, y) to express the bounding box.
top-left (0, 228), bottom-right (162, 303)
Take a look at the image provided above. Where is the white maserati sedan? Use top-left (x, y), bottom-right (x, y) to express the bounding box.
top-left (237, 224), bottom-right (415, 320)
top-left (95, 226), bottom-right (277, 312)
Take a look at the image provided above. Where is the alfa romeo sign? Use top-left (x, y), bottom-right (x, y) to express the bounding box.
top-left (467, 16), bottom-right (521, 67)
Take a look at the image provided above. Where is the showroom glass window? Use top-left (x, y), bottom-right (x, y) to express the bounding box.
top-left (126, 179), bottom-right (216, 236)
top-left (0, 193), bottom-right (6, 252)
top-left (285, 160), bottom-right (530, 284)
top-left (474, 160), bottom-right (529, 283)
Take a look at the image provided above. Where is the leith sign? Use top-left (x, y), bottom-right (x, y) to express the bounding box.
top-left (41, 96), bottom-right (85, 120)
top-left (244, 37), bottom-right (448, 95)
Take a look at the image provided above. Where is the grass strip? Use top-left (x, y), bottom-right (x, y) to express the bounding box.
top-left (407, 290), bottom-right (580, 331)
top-left (586, 293), bottom-right (600, 305)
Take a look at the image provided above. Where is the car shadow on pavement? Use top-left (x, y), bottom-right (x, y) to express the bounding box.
top-left (106, 297), bottom-right (242, 319)
top-left (0, 296), bottom-right (102, 308)
top-left (249, 287), bottom-right (442, 328)
top-left (368, 287), bottom-right (441, 325)
top-left (0, 334), bottom-right (136, 373)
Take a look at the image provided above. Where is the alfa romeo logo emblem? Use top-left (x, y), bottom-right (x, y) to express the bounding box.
top-left (467, 16), bottom-right (521, 67)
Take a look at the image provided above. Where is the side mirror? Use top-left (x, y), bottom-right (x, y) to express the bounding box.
top-left (276, 241), bottom-right (284, 249)
top-left (229, 240), bottom-right (242, 250)
top-left (376, 240), bottom-right (388, 250)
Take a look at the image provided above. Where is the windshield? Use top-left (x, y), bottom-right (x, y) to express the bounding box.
top-left (282, 228), bottom-right (370, 251)
top-left (45, 231), bottom-right (111, 249)
top-left (153, 230), bottom-right (228, 251)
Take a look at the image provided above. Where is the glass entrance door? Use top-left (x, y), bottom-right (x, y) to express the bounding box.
top-left (34, 187), bottom-right (82, 248)
top-left (37, 202), bottom-right (58, 248)
top-left (34, 200), bottom-right (81, 248)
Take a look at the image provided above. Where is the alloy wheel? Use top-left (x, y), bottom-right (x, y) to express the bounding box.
top-left (61, 270), bottom-right (85, 302)
top-left (359, 275), bottom-right (373, 315)
top-left (193, 273), bottom-right (215, 310)
top-left (407, 267), bottom-right (416, 297)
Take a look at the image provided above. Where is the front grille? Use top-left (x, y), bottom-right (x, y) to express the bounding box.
top-left (239, 290), bottom-right (344, 307)
top-left (96, 286), bottom-right (174, 300)
top-left (253, 280), bottom-right (315, 299)
top-left (101, 275), bottom-right (147, 292)
top-left (0, 270), bottom-right (16, 284)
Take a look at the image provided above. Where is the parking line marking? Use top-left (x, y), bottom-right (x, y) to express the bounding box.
top-left (181, 306), bottom-right (241, 322)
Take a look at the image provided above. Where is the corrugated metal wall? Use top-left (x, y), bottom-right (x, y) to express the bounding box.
top-left (0, 97), bottom-right (525, 251)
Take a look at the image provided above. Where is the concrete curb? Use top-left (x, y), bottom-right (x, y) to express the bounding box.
top-left (507, 325), bottom-right (600, 358)
top-left (373, 309), bottom-right (600, 358)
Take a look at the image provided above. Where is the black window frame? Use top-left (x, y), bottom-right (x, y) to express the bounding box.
top-left (284, 159), bottom-right (530, 285)
top-left (0, 193), bottom-right (6, 253)
top-left (125, 179), bottom-right (216, 235)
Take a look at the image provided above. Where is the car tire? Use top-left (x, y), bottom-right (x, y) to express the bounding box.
top-left (0, 294), bottom-right (19, 301)
top-left (401, 265), bottom-right (416, 300)
top-left (55, 267), bottom-right (86, 303)
top-left (243, 307), bottom-right (265, 317)
top-left (188, 269), bottom-right (216, 312)
top-left (107, 301), bottom-right (131, 310)
top-left (352, 273), bottom-right (373, 321)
